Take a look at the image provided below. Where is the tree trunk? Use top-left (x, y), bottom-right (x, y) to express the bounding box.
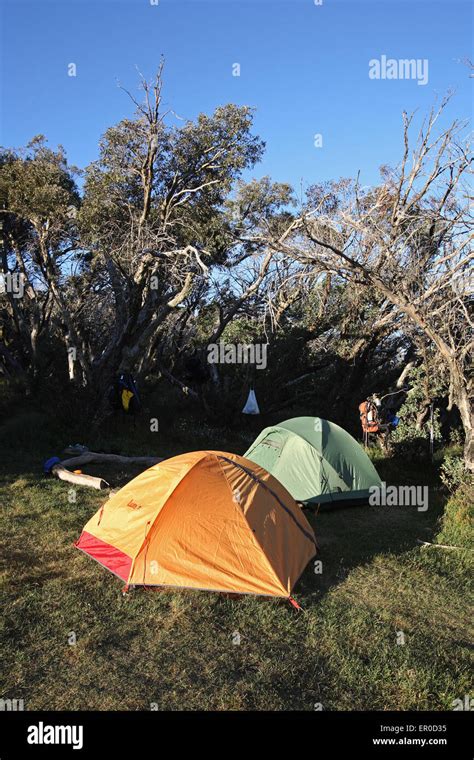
top-left (452, 378), bottom-right (474, 471)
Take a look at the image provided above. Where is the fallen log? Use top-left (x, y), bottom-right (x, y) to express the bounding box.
top-left (46, 451), bottom-right (164, 491)
top-left (51, 463), bottom-right (110, 490)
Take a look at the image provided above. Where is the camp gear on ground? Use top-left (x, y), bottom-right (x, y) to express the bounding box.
top-left (43, 456), bottom-right (61, 474)
top-left (64, 444), bottom-right (89, 456)
top-left (242, 388), bottom-right (260, 415)
top-left (75, 450), bottom-right (316, 599)
top-left (244, 416), bottom-right (382, 505)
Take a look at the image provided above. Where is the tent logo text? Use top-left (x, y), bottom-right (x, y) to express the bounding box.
top-left (27, 721), bottom-right (83, 750)
top-left (369, 55), bottom-right (429, 86)
top-left (207, 342), bottom-right (267, 370)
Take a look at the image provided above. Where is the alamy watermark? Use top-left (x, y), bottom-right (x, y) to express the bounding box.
top-left (207, 342), bottom-right (267, 370)
top-left (0, 272), bottom-right (25, 298)
top-left (369, 482), bottom-right (428, 512)
top-left (0, 697), bottom-right (24, 711)
top-left (452, 694), bottom-right (473, 711)
top-left (27, 722), bottom-right (83, 750)
top-left (369, 55), bottom-right (429, 86)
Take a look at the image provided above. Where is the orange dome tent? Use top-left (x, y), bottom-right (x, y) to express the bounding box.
top-left (75, 450), bottom-right (316, 600)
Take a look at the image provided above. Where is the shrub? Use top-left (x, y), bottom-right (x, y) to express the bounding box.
top-left (436, 480), bottom-right (474, 550)
top-left (392, 366), bottom-right (444, 459)
top-left (440, 454), bottom-right (470, 493)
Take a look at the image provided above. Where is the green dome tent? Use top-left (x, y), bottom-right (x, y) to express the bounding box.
top-left (244, 416), bottom-right (382, 505)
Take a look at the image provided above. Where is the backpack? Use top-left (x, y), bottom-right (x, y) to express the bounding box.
top-left (359, 399), bottom-right (380, 434)
top-left (109, 373), bottom-right (141, 414)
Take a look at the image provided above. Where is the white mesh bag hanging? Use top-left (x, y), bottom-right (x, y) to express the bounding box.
top-left (242, 388), bottom-right (260, 415)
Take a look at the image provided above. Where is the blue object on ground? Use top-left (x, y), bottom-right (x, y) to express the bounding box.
top-left (43, 456), bottom-right (61, 474)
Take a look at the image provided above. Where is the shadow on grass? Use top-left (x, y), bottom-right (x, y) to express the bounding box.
top-left (296, 454), bottom-right (446, 600)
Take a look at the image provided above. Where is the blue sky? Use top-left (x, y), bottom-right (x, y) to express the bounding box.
top-left (0, 0), bottom-right (472, 193)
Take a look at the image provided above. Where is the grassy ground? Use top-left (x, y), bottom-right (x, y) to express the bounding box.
top-left (0, 409), bottom-right (472, 710)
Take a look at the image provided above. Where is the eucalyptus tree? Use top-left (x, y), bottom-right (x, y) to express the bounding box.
top-left (263, 98), bottom-right (474, 469)
top-left (1, 67), bottom-right (290, 402)
top-left (0, 137), bottom-right (86, 384)
top-left (78, 66), bottom-right (275, 396)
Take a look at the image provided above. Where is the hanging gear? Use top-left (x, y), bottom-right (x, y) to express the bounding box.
top-left (242, 388), bottom-right (260, 415)
top-left (359, 397), bottom-right (380, 435)
top-left (108, 373), bottom-right (141, 414)
top-left (359, 392), bottom-right (402, 450)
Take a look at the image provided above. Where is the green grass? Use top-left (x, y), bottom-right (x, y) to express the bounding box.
top-left (0, 410), bottom-right (472, 710)
top-left (436, 481), bottom-right (474, 551)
